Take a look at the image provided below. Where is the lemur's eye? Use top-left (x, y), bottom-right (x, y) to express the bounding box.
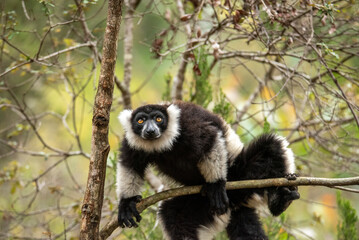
top-left (156, 117), bottom-right (162, 122)
top-left (137, 119), bottom-right (144, 124)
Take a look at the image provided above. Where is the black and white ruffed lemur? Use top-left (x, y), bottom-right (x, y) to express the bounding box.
top-left (116, 101), bottom-right (300, 240)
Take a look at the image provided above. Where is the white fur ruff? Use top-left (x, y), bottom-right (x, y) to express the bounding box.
top-left (118, 104), bottom-right (181, 153)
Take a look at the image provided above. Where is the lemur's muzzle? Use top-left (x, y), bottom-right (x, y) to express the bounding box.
top-left (142, 121), bottom-right (161, 139)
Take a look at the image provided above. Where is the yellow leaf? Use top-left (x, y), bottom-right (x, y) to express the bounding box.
top-left (24, 63), bottom-right (31, 70)
top-left (260, 86), bottom-right (275, 100)
top-left (63, 38), bottom-right (75, 47)
top-left (11, 69), bottom-right (19, 74)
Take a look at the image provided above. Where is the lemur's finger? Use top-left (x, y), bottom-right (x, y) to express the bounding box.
top-left (122, 213), bottom-right (132, 228)
top-left (128, 216), bottom-right (138, 228)
top-left (134, 195), bottom-right (142, 203)
top-left (129, 202), bottom-right (142, 222)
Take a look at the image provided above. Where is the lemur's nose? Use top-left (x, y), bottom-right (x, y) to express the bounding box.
top-left (146, 129), bottom-right (155, 134)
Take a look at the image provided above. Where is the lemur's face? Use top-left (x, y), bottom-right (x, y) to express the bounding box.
top-left (131, 106), bottom-right (168, 140)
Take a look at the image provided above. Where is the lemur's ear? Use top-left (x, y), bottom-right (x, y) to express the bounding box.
top-left (118, 109), bottom-right (133, 130)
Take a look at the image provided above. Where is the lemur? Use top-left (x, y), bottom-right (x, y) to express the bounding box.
top-left (116, 101), bottom-right (300, 240)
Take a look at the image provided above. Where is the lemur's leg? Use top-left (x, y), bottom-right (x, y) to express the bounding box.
top-left (198, 131), bottom-right (229, 214)
top-left (226, 133), bottom-right (300, 238)
top-left (228, 133), bottom-right (300, 213)
top-left (226, 207), bottom-right (268, 240)
top-left (158, 195), bottom-right (230, 240)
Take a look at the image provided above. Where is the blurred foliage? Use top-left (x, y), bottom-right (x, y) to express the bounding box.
top-left (264, 214), bottom-right (296, 240)
top-left (161, 73), bottom-right (172, 102)
top-left (1, 0), bottom-right (359, 239)
top-left (336, 191), bottom-right (358, 240)
top-left (191, 46), bottom-right (213, 108)
top-left (213, 89), bottom-right (232, 122)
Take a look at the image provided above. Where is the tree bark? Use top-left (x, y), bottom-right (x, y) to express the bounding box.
top-left (80, 0), bottom-right (123, 239)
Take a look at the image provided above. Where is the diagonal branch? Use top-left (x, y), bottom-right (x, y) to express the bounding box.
top-left (99, 176), bottom-right (359, 239)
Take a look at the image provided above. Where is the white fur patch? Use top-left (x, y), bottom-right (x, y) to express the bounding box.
top-left (116, 161), bottom-right (144, 199)
top-left (197, 132), bottom-right (228, 182)
top-left (197, 211), bottom-right (231, 240)
top-left (118, 104), bottom-right (181, 153)
top-left (244, 193), bottom-right (270, 216)
top-left (275, 135), bottom-right (296, 174)
top-left (223, 124), bottom-right (243, 166)
top-left (245, 193), bottom-right (268, 209)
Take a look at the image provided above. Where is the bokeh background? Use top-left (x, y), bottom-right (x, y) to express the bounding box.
top-left (1, 0), bottom-right (358, 239)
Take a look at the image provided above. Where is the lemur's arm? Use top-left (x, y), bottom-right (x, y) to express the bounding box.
top-left (117, 153), bottom-right (147, 227)
top-left (198, 132), bottom-right (229, 215)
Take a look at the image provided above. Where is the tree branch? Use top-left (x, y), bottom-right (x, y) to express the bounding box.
top-left (170, 0), bottom-right (205, 101)
top-left (121, 0), bottom-right (141, 109)
top-left (99, 176), bottom-right (359, 239)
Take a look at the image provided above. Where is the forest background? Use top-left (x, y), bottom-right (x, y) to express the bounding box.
top-left (0, 0), bottom-right (359, 239)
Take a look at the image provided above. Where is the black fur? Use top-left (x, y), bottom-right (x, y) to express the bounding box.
top-left (200, 179), bottom-right (229, 215)
top-left (226, 207), bottom-right (267, 240)
top-left (120, 102), bottom-right (225, 185)
top-left (118, 102), bottom-right (229, 230)
top-left (117, 102), bottom-right (300, 239)
top-left (227, 134), bottom-right (300, 215)
top-left (159, 195), bottom-right (216, 240)
top-left (159, 133), bottom-right (300, 239)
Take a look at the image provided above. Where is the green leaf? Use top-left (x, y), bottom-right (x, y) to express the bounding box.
top-left (336, 191), bottom-right (359, 240)
top-left (263, 118), bottom-right (271, 133)
top-left (213, 89), bottom-right (232, 122)
top-left (6, 124), bottom-right (30, 138)
top-left (317, 42), bottom-right (340, 59)
top-left (10, 181), bottom-right (21, 194)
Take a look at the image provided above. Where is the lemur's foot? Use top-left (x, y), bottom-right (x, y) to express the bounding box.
top-left (285, 173), bottom-right (298, 180)
top-left (268, 185), bottom-right (300, 216)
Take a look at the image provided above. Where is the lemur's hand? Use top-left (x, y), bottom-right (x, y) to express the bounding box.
top-left (118, 195), bottom-right (142, 228)
top-left (201, 179), bottom-right (229, 215)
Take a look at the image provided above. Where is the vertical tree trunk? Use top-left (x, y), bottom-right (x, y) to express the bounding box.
top-left (80, 0), bottom-right (123, 239)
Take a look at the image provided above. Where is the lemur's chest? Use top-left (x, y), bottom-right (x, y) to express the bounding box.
top-left (152, 147), bottom-right (205, 185)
